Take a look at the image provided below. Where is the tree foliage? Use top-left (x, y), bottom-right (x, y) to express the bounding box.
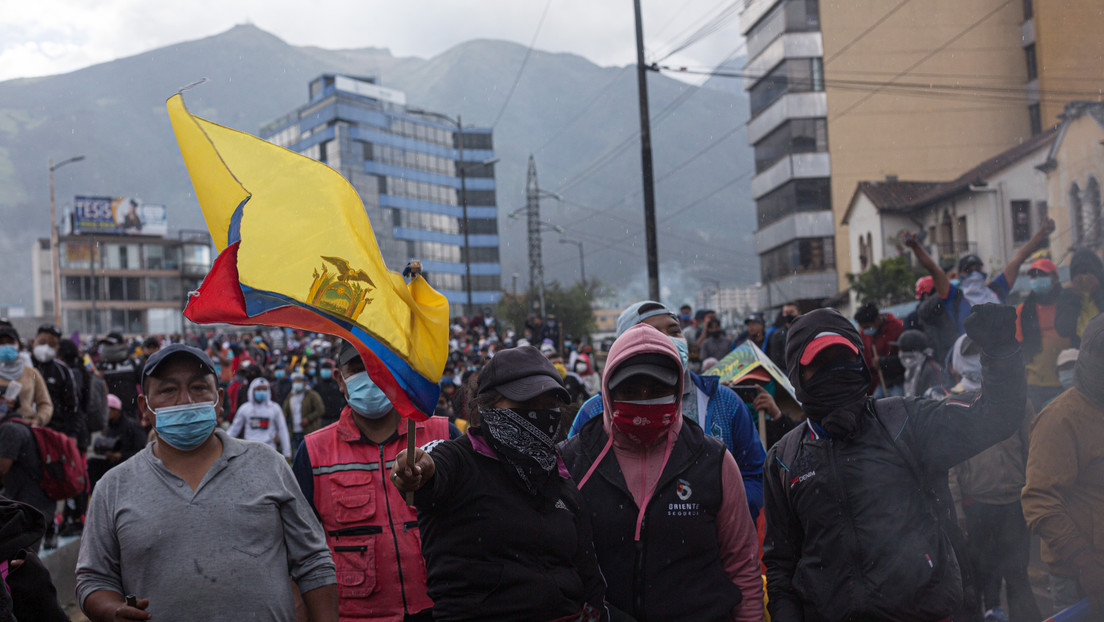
top-left (847, 255), bottom-right (926, 307)
top-left (495, 280), bottom-right (605, 342)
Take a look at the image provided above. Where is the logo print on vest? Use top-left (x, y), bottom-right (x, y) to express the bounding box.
top-left (676, 479), bottom-right (692, 501)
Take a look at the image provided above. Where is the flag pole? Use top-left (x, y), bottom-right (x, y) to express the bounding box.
top-left (403, 261), bottom-right (423, 504)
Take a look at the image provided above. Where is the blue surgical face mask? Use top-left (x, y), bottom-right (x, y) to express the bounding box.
top-left (274, 369), bottom-right (286, 379)
top-left (0, 345), bottom-right (18, 363)
top-left (343, 371), bottom-right (392, 419)
top-left (319, 368), bottom-right (332, 379)
top-left (154, 398), bottom-right (219, 451)
top-left (253, 390), bottom-right (268, 402)
top-left (669, 336), bottom-right (689, 370)
top-left (1058, 368), bottom-right (1075, 390)
top-left (862, 327), bottom-right (878, 336)
top-left (253, 336), bottom-right (263, 344)
top-left (292, 381), bottom-right (305, 393)
top-left (950, 279), bottom-right (961, 288)
top-left (1030, 277), bottom-right (1053, 296)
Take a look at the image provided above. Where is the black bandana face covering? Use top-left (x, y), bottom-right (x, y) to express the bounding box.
top-left (479, 407), bottom-right (561, 495)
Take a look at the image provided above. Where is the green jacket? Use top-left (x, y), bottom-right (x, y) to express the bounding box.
top-left (283, 389), bottom-right (325, 435)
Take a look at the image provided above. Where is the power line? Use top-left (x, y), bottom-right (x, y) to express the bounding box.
top-left (824, 0), bottom-right (913, 65)
top-left (531, 67), bottom-right (632, 155)
top-left (489, 0), bottom-right (552, 129)
top-left (650, 0), bottom-right (746, 63)
top-left (828, 0), bottom-right (1014, 122)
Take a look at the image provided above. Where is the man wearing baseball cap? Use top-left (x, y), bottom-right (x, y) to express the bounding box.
top-left (292, 340), bottom-right (456, 622)
top-left (764, 304), bottom-right (1028, 620)
top-left (1016, 257), bottom-right (1069, 407)
top-left (568, 300), bottom-right (766, 521)
top-left (77, 344), bottom-right (338, 621)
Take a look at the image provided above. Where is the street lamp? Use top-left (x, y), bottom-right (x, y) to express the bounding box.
top-left (49, 155), bottom-right (85, 329)
top-left (559, 239), bottom-right (585, 285)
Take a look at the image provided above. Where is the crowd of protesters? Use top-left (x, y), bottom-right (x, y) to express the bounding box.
top-left (1, 230), bottom-right (1103, 620)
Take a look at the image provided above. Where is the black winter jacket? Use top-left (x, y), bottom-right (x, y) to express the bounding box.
top-left (764, 348), bottom-right (1025, 621)
top-left (413, 431), bottom-right (606, 622)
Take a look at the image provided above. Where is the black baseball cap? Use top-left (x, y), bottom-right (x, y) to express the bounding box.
top-left (958, 254), bottom-right (984, 273)
top-left (37, 324), bottom-right (61, 338)
top-left (0, 325), bottom-right (18, 342)
top-left (336, 340), bottom-right (363, 368)
top-left (607, 353), bottom-right (680, 391)
top-left (476, 345), bottom-right (569, 403)
top-left (142, 344), bottom-right (218, 379)
top-left (744, 312), bottom-right (766, 325)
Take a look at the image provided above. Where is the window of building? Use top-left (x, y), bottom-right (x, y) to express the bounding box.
top-left (749, 58), bottom-right (825, 117)
top-left (1025, 44), bottom-right (1038, 82)
top-left (460, 132), bottom-right (494, 151)
top-left (1070, 182), bottom-right (1084, 244)
top-left (462, 190), bottom-right (497, 206)
top-left (1011, 200), bottom-right (1032, 243)
top-left (462, 246), bottom-right (501, 263)
top-left (753, 118), bottom-right (828, 172)
top-left (1087, 177), bottom-right (1102, 247)
top-left (1028, 103), bottom-right (1042, 135)
top-left (760, 236), bottom-right (835, 283)
top-left (464, 218), bottom-right (498, 235)
top-left (465, 274), bottom-right (502, 291)
top-left (755, 178), bottom-right (831, 228)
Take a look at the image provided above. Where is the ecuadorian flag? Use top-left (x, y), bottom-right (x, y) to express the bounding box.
top-left (167, 94), bottom-right (448, 420)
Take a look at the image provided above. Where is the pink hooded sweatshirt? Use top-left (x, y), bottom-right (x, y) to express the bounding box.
top-left (580, 323), bottom-right (763, 622)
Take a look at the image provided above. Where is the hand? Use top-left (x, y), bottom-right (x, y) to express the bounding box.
top-left (900, 230), bottom-right (922, 249)
top-left (390, 448), bottom-right (434, 493)
top-left (106, 451), bottom-right (122, 462)
top-left (753, 385), bottom-right (782, 420)
top-left (114, 597), bottom-right (151, 620)
top-left (1034, 218), bottom-right (1056, 241)
top-left (964, 303), bottom-right (1019, 357)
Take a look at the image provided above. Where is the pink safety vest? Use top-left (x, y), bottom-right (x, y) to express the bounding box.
top-left (306, 407), bottom-right (450, 620)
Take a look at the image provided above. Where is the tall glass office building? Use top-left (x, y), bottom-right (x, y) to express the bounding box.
top-left (261, 74), bottom-right (501, 314)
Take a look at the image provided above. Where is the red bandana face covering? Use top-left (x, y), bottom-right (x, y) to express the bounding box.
top-left (611, 396), bottom-right (678, 444)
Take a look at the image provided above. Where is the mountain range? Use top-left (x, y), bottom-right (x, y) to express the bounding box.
top-left (0, 24), bottom-right (753, 313)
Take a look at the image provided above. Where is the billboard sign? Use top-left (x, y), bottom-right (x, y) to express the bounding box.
top-left (72, 196), bottom-right (168, 236)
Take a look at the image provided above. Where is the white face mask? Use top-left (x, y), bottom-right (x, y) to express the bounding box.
top-left (33, 344), bottom-right (56, 363)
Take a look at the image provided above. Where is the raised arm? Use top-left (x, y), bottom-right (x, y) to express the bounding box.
top-left (903, 233), bottom-right (950, 299)
top-left (908, 304), bottom-right (1025, 471)
top-left (1002, 219), bottom-right (1055, 288)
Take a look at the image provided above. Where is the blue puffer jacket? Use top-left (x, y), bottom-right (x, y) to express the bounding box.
top-left (569, 371), bottom-right (765, 519)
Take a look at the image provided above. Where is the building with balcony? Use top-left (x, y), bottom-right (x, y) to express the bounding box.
top-left (260, 75), bottom-right (502, 315)
top-left (31, 230), bottom-right (213, 337)
top-left (740, 0), bottom-right (835, 311)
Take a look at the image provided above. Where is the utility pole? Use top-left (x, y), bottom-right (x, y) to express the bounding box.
top-left (525, 155), bottom-right (546, 318)
top-left (633, 0), bottom-right (660, 302)
top-left (49, 155), bottom-right (85, 330)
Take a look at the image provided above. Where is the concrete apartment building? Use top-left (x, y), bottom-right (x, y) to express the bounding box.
top-left (741, 0), bottom-right (1104, 306)
top-left (261, 75), bottom-right (502, 315)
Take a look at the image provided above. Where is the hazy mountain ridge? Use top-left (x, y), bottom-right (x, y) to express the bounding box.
top-left (0, 24), bottom-right (755, 311)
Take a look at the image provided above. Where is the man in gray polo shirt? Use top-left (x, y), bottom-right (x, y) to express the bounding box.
top-left (76, 344), bottom-right (337, 622)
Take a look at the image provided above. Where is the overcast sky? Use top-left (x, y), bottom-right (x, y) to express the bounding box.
top-left (1, 0), bottom-right (745, 83)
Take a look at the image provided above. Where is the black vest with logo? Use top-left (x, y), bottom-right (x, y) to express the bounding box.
top-left (561, 416), bottom-right (742, 622)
